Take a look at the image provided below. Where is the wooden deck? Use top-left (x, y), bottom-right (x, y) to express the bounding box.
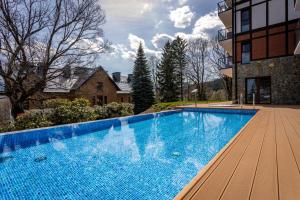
top-left (175, 105), bottom-right (300, 200)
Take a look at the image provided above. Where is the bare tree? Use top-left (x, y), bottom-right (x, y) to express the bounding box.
top-left (186, 38), bottom-right (209, 100)
top-left (208, 38), bottom-right (232, 100)
top-left (0, 0), bottom-right (107, 117)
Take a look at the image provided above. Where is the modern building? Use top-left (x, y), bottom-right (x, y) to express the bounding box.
top-left (218, 0), bottom-right (300, 104)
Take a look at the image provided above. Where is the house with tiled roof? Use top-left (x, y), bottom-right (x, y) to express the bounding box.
top-left (112, 72), bottom-right (133, 103)
top-left (28, 66), bottom-right (132, 109)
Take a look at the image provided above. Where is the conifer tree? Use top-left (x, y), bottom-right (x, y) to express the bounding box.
top-left (157, 41), bottom-right (180, 102)
top-left (132, 43), bottom-right (155, 114)
top-left (171, 36), bottom-right (188, 101)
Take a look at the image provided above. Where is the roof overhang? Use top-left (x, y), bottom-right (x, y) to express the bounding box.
top-left (117, 91), bottom-right (132, 94)
top-left (220, 67), bottom-right (232, 78)
top-left (295, 0), bottom-right (300, 11)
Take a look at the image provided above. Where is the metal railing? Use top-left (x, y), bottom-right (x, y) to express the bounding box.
top-left (218, 56), bottom-right (233, 69)
top-left (218, 28), bottom-right (233, 42)
top-left (218, 0), bottom-right (232, 14)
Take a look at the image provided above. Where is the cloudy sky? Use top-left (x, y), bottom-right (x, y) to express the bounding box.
top-left (98, 0), bottom-right (223, 76)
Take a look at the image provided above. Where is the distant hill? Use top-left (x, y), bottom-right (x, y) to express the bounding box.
top-left (206, 78), bottom-right (224, 91)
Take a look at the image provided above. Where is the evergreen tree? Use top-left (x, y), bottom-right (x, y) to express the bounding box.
top-left (132, 43), bottom-right (155, 114)
top-left (171, 36), bottom-right (188, 101)
top-left (157, 41), bottom-right (180, 102)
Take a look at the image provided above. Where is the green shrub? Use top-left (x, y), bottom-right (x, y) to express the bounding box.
top-left (43, 98), bottom-right (71, 108)
top-left (106, 102), bottom-right (134, 118)
top-left (94, 106), bottom-right (109, 119)
top-left (119, 103), bottom-right (134, 116)
top-left (14, 110), bottom-right (53, 130)
top-left (94, 103), bottom-right (134, 119)
top-left (0, 123), bottom-right (16, 133)
top-left (48, 98), bottom-right (96, 125)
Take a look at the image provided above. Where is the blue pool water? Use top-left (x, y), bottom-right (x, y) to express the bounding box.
top-left (0, 109), bottom-right (255, 200)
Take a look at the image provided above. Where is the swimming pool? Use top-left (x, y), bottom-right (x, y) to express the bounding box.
top-left (0, 108), bottom-right (256, 200)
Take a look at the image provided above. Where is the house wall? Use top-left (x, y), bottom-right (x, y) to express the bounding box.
top-left (117, 93), bottom-right (132, 103)
top-left (233, 55), bottom-right (300, 104)
top-left (73, 69), bottom-right (119, 105)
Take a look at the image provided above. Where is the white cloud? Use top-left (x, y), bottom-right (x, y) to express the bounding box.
top-left (178, 0), bottom-right (188, 5)
top-left (151, 33), bottom-right (174, 49)
top-left (128, 34), bottom-right (146, 50)
top-left (110, 34), bottom-right (161, 61)
top-left (154, 20), bottom-right (163, 29)
top-left (192, 10), bottom-right (224, 38)
top-left (169, 6), bottom-right (194, 28)
top-left (140, 3), bottom-right (153, 14)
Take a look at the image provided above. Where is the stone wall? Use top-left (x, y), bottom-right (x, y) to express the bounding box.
top-left (233, 55), bottom-right (300, 104)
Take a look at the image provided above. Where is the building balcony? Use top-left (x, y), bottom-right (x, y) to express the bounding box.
top-left (218, 28), bottom-right (233, 55)
top-left (295, 0), bottom-right (300, 11)
top-left (218, 56), bottom-right (233, 77)
top-left (218, 0), bottom-right (232, 28)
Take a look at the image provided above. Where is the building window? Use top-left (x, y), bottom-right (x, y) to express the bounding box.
top-left (121, 97), bottom-right (124, 102)
top-left (97, 95), bottom-right (103, 105)
top-left (242, 42), bottom-right (251, 64)
top-left (104, 96), bottom-right (107, 104)
top-left (246, 77), bottom-right (271, 104)
top-left (96, 82), bottom-right (103, 91)
top-left (241, 8), bottom-right (250, 32)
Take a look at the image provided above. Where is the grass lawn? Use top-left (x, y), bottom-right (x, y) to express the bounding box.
top-left (148, 100), bottom-right (226, 112)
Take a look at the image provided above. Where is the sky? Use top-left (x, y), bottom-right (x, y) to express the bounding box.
top-left (97, 0), bottom-right (223, 76)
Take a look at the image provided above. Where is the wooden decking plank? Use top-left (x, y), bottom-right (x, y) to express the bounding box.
top-left (250, 109), bottom-right (278, 200)
top-left (189, 111), bottom-right (268, 200)
top-left (180, 111), bottom-right (264, 200)
top-left (275, 109), bottom-right (300, 200)
top-left (219, 110), bottom-right (270, 200)
top-left (279, 109), bottom-right (300, 173)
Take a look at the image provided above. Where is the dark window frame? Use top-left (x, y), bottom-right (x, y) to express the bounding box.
top-left (241, 8), bottom-right (250, 33)
top-left (245, 76), bottom-right (271, 104)
top-left (96, 82), bottom-right (103, 92)
top-left (241, 41), bottom-right (251, 64)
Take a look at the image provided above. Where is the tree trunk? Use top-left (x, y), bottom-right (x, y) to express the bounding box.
top-left (181, 71), bottom-right (183, 101)
top-left (10, 100), bottom-right (25, 119)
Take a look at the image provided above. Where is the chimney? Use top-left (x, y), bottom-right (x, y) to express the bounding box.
top-left (112, 72), bottom-right (121, 82)
top-left (63, 65), bottom-right (72, 78)
top-left (127, 74), bottom-right (133, 83)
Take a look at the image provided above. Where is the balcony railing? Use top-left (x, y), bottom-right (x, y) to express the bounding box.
top-left (218, 0), bottom-right (232, 14)
top-left (218, 28), bottom-right (233, 42)
top-left (218, 56), bottom-right (233, 69)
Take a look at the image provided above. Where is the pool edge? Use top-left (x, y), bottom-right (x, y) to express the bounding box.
top-left (0, 109), bottom-right (182, 137)
top-left (173, 108), bottom-right (261, 200)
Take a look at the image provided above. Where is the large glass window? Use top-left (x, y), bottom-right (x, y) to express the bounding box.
top-left (246, 77), bottom-right (271, 104)
top-left (242, 42), bottom-right (251, 64)
top-left (241, 9), bottom-right (250, 32)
